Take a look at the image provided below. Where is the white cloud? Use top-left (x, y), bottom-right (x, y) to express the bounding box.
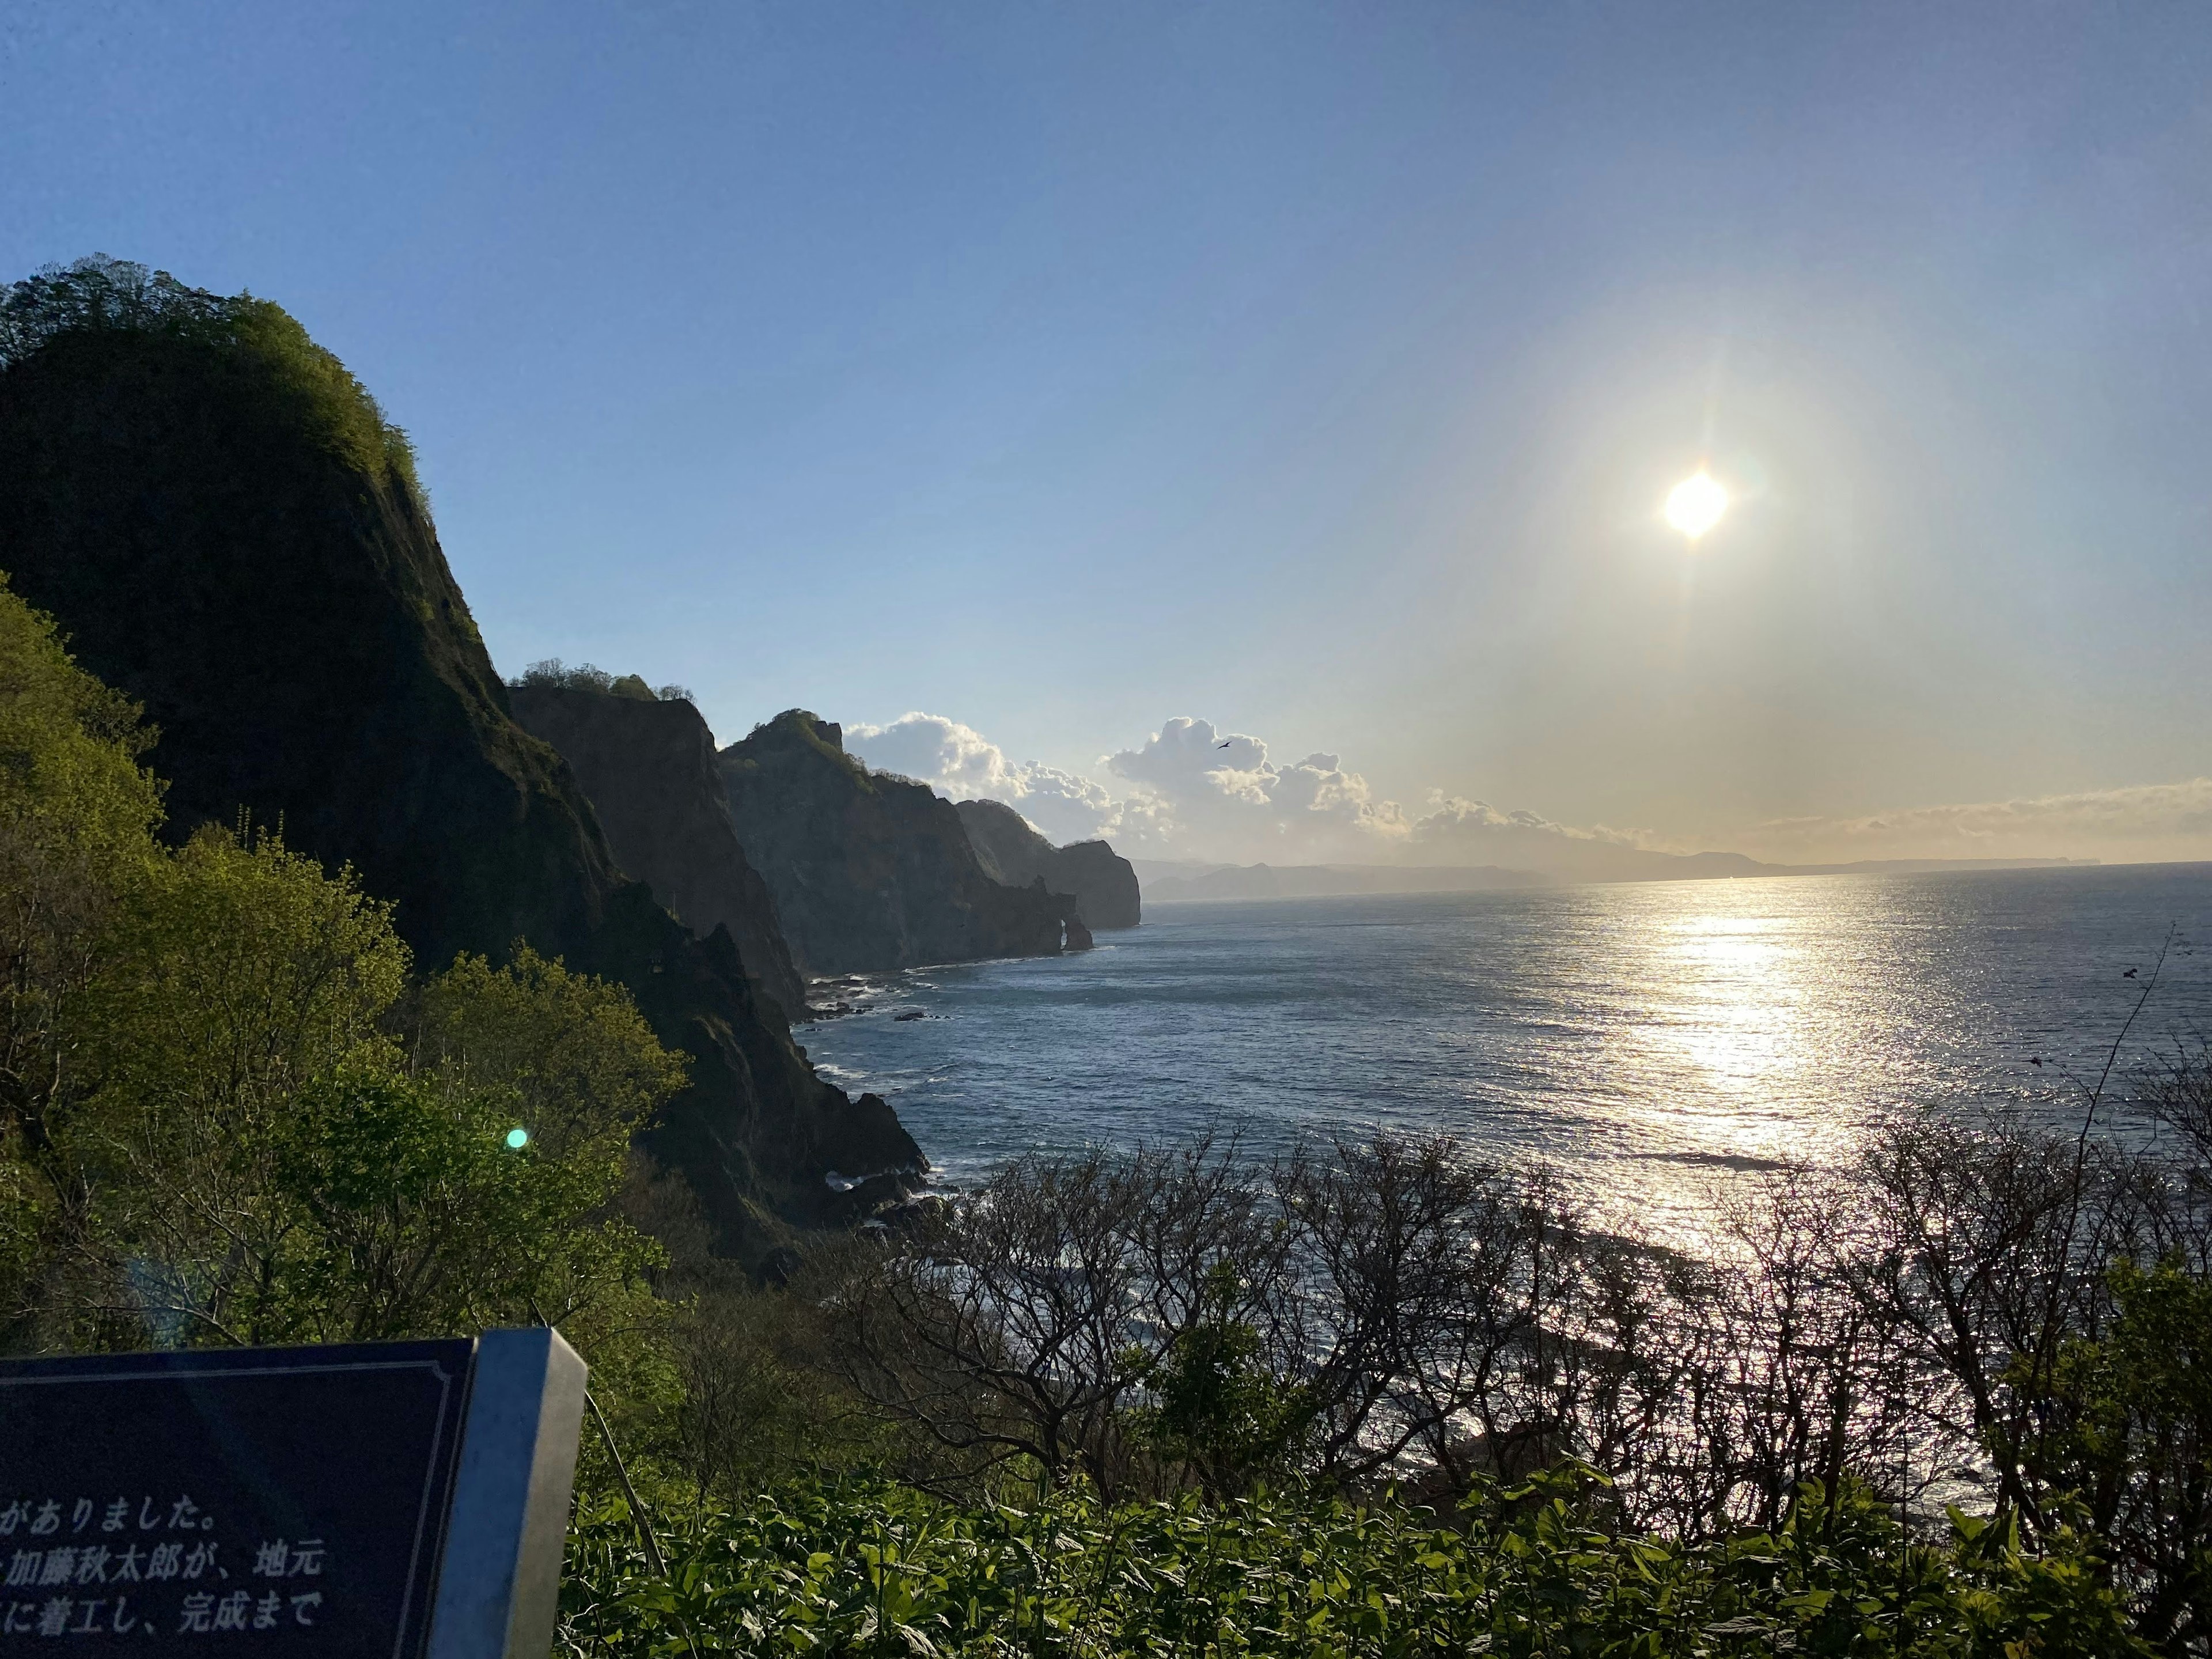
top-left (1741, 778), bottom-right (2212, 865)
top-left (1406, 795), bottom-right (1660, 876)
top-left (846, 713), bottom-right (1160, 848)
top-left (843, 712), bottom-right (1024, 798)
top-left (1100, 717), bottom-right (1408, 861)
top-left (846, 711), bottom-right (2212, 873)
top-left (846, 712), bottom-right (1408, 860)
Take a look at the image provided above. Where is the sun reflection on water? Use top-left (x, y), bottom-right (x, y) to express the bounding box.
top-left (804, 865), bottom-right (2212, 1261)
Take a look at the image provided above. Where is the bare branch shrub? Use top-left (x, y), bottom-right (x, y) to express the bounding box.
top-left (828, 1147), bottom-right (1161, 1493)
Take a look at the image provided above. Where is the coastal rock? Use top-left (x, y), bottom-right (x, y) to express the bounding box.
top-left (956, 797), bottom-right (1141, 930)
top-left (0, 266), bottom-right (919, 1255)
top-left (719, 710), bottom-right (1081, 973)
top-left (510, 681), bottom-right (809, 1021)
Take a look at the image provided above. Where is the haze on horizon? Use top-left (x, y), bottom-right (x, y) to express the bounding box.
top-left (6, 3), bottom-right (2210, 873)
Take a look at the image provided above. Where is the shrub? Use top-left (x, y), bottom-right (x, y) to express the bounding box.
top-left (559, 1469), bottom-right (2146, 1659)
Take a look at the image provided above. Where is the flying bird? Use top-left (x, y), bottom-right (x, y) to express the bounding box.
top-left (2124, 967), bottom-right (2139, 979)
top-left (2029, 1057), bottom-right (2044, 1067)
top-left (1217, 740), bottom-right (1232, 749)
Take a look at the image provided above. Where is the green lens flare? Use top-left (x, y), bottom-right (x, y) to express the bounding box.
top-left (505, 1127), bottom-right (529, 1149)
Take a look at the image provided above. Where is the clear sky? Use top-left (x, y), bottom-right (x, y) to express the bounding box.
top-left (6, 2), bottom-right (2210, 868)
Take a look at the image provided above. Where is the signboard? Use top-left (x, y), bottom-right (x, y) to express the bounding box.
top-left (0, 1332), bottom-right (585, 1659)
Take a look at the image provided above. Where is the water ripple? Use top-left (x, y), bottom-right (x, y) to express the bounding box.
top-left (804, 865), bottom-right (2212, 1248)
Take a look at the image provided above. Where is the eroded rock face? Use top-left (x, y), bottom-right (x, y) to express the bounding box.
top-left (718, 711), bottom-right (1078, 974)
top-left (509, 683), bottom-right (808, 1021)
top-left (955, 798), bottom-right (1141, 931)
top-left (0, 308), bottom-right (919, 1257)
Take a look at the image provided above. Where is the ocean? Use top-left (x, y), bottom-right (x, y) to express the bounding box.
top-left (801, 862), bottom-right (2212, 1245)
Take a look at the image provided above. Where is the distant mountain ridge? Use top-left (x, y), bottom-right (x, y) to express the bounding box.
top-left (1136, 862), bottom-right (1549, 903)
top-left (1135, 854), bottom-right (2097, 902)
top-left (955, 798), bottom-right (1141, 930)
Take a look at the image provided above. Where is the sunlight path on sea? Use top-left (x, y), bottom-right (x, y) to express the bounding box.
top-left (801, 865), bottom-right (2212, 1249)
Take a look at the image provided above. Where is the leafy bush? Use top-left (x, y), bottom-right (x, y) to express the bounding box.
top-left (0, 570), bottom-right (679, 1385)
top-left (559, 1469), bottom-right (2145, 1659)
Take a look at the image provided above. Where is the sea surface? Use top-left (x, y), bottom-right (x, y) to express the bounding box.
top-left (801, 863), bottom-right (2212, 1245)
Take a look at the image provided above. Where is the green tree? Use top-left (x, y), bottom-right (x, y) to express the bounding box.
top-left (1, 257), bottom-right (420, 494)
top-left (61, 825), bottom-right (407, 1346)
top-left (2046, 1256), bottom-right (2212, 1650)
top-left (408, 945), bottom-right (687, 1159)
top-left (65, 864), bottom-right (685, 1355)
top-left (1133, 1264), bottom-right (1310, 1497)
top-left (0, 594), bottom-right (689, 1362)
top-left (0, 574), bottom-right (166, 1334)
top-left (264, 1060), bottom-right (661, 1345)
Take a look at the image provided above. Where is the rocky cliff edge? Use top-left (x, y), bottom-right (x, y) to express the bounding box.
top-left (955, 798), bottom-right (1140, 930)
top-left (719, 711), bottom-right (1087, 975)
top-left (0, 260), bottom-right (919, 1262)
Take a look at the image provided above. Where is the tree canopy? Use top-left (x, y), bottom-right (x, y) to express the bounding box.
top-left (0, 569), bottom-right (680, 1359)
top-left (0, 255), bottom-right (420, 495)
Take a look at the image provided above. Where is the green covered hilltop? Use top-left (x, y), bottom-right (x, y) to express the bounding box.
top-left (2, 259), bottom-right (2206, 1657)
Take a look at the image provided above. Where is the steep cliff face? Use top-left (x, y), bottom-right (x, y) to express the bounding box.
top-left (509, 683), bottom-right (808, 1021)
top-left (719, 711), bottom-right (1080, 974)
top-left (0, 264), bottom-right (918, 1256)
top-left (956, 798), bottom-right (1141, 931)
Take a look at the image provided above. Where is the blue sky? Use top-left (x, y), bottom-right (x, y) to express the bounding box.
top-left (6, 2), bottom-right (2210, 864)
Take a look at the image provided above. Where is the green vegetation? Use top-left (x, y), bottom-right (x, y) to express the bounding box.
top-left (721, 708), bottom-right (881, 794)
top-left (560, 1473), bottom-right (2143, 1658)
top-left (0, 569), bottom-right (672, 1411)
top-left (2, 524), bottom-right (2207, 1652)
top-left (515, 658), bottom-right (695, 704)
top-left (0, 255), bottom-right (421, 497)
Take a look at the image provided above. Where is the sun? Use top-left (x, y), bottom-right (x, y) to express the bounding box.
top-left (1664, 471), bottom-right (1728, 540)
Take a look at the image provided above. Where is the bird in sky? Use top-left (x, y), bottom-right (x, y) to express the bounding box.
top-left (2124, 967), bottom-right (2139, 979)
top-left (1217, 740), bottom-right (1232, 749)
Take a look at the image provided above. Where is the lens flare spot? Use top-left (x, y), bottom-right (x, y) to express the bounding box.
top-left (505, 1127), bottom-right (529, 1149)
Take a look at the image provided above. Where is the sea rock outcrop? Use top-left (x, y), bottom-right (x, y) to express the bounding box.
top-left (955, 798), bottom-right (1141, 930)
top-left (719, 710), bottom-right (1082, 973)
top-left (0, 259), bottom-right (918, 1256)
top-left (509, 681), bottom-right (809, 1021)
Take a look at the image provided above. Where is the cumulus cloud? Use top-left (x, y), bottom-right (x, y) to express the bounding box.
top-left (1102, 718), bottom-right (1408, 861)
top-left (843, 713), bottom-right (1025, 799)
top-left (846, 712), bottom-right (1410, 860)
top-left (1741, 778), bottom-right (2212, 865)
top-left (845, 713), bottom-right (1162, 849)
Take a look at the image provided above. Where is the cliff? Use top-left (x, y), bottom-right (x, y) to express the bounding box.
top-left (955, 798), bottom-right (1141, 930)
top-left (0, 259), bottom-right (918, 1259)
top-left (719, 710), bottom-right (1082, 974)
top-left (509, 681), bottom-right (809, 1021)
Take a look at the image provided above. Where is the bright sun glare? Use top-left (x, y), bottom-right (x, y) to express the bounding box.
top-left (1664, 471), bottom-right (1728, 540)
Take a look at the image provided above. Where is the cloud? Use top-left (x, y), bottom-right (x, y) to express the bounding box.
top-left (846, 712), bottom-right (1409, 860)
top-left (1404, 794), bottom-right (1672, 877)
top-left (846, 713), bottom-right (1162, 848)
top-left (1741, 778), bottom-right (2212, 865)
top-left (846, 711), bottom-right (2212, 874)
top-left (843, 712), bottom-right (1025, 798)
top-left (1101, 717), bottom-right (1408, 861)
